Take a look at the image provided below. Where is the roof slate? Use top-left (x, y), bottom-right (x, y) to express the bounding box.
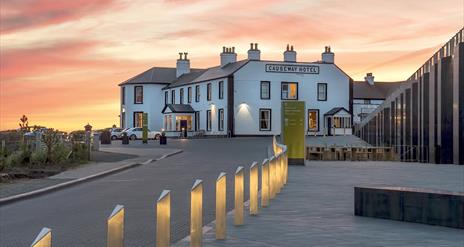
top-left (353, 81), bottom-right (404, 99)
top-left (162, 104), bottom-right (195, 113)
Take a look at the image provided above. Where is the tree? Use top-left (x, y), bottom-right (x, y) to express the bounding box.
top-left (19, 115), bottom-right (29, 132)
top-left (41, 129), bottom-right (60, 163)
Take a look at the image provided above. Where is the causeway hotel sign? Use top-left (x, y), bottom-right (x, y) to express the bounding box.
top-left (265, 64), bottom-right (319, 74)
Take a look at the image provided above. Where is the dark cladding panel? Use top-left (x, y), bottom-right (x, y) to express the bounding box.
top-left (384, 108), bottom-right (391, 146)
top-left (423, 73), bottom-right (430, 162)
top-left (405, 88), bottom-right (411, 161)
top-left (412, 82), bottom-right (418, 161)
top-left (391, 101), bottom-right (396, 148)
top-left (458, 42), bottom-right (464, 164)
top-left (441, 57), bottom-right (453, 164)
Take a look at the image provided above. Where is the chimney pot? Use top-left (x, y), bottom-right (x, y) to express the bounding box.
top-left (184, 52), bottom-right (188, 60)
top-left (254, 43), bottom-right (258, 49)
top-left (250, 43), bottom-right (254, 49)
top-left (179, 52), bottom-right (183, 60)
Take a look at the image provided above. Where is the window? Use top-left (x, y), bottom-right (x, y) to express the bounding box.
top-left (308, 109), bottom-right (319, 131)
top-left (333, 117), bottom-right (351, 128)
top-left (260, 81), bottom-right (270, 99)
top-left (207, 83), bottom-right (212, 101)
top-left (206, 110), bottom-right (212, 131)
top-left (133, 112), bottom-right (143, 127)
top-left (281, 82), bottom-right (297, 100)
top-left (134, 86), bottom-right (143, 104)
top-left (364, 99), bottom-right (371, 104)
top-left (195, 111), bottom-right (200, 131)
top-left (218, 81), bottom-right (224, 99)
top-left (317, 83), bottom-right (327, 101)
top-left (218, 109), bottom-right (224, 131)
top-left (259, 109), bottom-right (271, 131)
top-left (164, 91), bottom-right (168, 105)
top-left (121, 87), bottom-right (125, 105)
top-left (171, 90), bottom-right (175, 104)
top-left (180, 88), bottom-right (184, 104)
top-left (195, 85), bottom-right (200, 102)
top-left (164, 115), bottom-right (172, 131)
top-left (188, 87), bottom-right (192, 103)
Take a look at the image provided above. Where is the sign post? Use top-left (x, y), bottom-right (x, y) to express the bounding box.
top-left (142, 113), bottom-right (148, 144)
top-left (281, 101), bottom-right (305, 165)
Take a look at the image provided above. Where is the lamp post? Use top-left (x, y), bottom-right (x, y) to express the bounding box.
top-left (84, 123), bottom-right (92, 160)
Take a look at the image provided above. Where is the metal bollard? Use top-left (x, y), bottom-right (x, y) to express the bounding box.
top-left (249, 162), bottom-right (258, 215)
top-left (234, 166), bottom-right (244, 225)
top-left (261, 159), bottom-right (270, 207)
top-left (107, 204), bottom-right (124, 247)
top-left (269, 156), bottom-right (276, 199)
top-left (215, 173), bottom-right (226, 240)
top-left (191, 179), bottom-right (203, 247)
top-left (31, 227), bottom-right (51, 247)
top-left (156, 190), bottom-right (171, 247)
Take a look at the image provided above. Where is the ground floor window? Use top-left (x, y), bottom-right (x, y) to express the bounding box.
top-left (164, 115), bottom-right (172, 131)
top-left (218, 109), bottom-right (224, 131)
top-left (195, 111), bottom-right (200, 131)
top-left (206, 110), bottom-right (212, 131)
top-left (121, 112), bottom-right (125, 128)
top-left (308, 109), bottom-right (319, 131)
top-left (175, 115), bottom-right (192, 131)
top-left (134, 111), bottom-right (143, 127)
top-left (259, 108), bottom-right (271, 131)
top-left (333, 117), bottom-right (351, 128)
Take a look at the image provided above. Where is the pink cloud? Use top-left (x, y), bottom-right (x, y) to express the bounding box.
top-left (0, 0), bottom-right (119, 34)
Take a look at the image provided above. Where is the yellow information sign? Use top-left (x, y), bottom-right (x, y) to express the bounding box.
top-left (281, 101), bottom-right (305, 165)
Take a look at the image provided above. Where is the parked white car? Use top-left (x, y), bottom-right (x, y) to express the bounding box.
top-left (123, 127), bottom-right (161, 140)
top-left (110, 128), bottom-right (125, 140)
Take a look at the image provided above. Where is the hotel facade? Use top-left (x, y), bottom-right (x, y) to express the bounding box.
top-left (119, 44), bottom-right (354, 137)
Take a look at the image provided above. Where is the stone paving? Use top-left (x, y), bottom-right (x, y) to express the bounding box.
top-left (196, 161), bottom-right (464, 247)
top-left (305, 135), bottom-right (371, 147)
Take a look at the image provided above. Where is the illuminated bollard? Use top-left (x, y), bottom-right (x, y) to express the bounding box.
top-left (276, 155), bottom-right (282, 193)
top-left (107, 204), bottom-right (124, 247)
top-left (269, 156), bottom-right (276, 199)
top-left (261, 159), bottom-right (270, 207)
top-left (215, 172), bottom-right (226, 240)
top-left (285, 151), bottom-right (288, 184)
top-left (31, 227), bottom-right (51, 247)
top-left (156, 190), bottom-right (171, 247)
top-left (249, 162), bottom-right (258, 215)
top-left (191, 179), bottom-right (203, 247)
top-left (234, 166), bottom-right (244, 225)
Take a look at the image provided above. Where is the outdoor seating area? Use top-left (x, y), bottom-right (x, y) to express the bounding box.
top-left (306, 146), bottom-right (399, 161)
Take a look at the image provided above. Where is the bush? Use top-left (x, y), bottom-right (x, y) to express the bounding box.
top-left (30, 150), bottom-right (47, 167)
top-left (71, 143), bottom-right (88, 163)
top-left (5, 150), bottom-right (26, 168)
top-left (51, 143), bottom-right (70, 165)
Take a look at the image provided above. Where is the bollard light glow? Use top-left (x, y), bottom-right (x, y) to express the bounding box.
top-left (234, 166), bottom-right (244, 225)
top-left (261, 159), bottom-right (270, 207)
top-left (190, 179), bottom-right (203, 247)
top-left (250, 162), bottom-right (259, 215)
top-left (156, 190), bottom-right (171, 247)
top-left (216, 172), bottom-right (227, 240)
top-left (107, 205), bottom-right (124, 247)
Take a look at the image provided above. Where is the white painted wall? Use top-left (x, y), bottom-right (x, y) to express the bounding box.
top-left (162, 79), bottom-right (229, 135)
top-left (233, 61), bottom-right (350, 135)
top-left (121, 84), bottom-right (166, 131)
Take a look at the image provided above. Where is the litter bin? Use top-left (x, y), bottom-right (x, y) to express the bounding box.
top-left (159, 134), bottom-right (167, 145)
top-left (100, 130), bottom-right (111, 144)
top-left (121, 132), bottom-right (129, 145)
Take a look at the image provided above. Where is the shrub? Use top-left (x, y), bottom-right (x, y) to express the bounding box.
top-left (4, 150), bottom-right (26, 168)
top-left (51, 143), bottom-right (70, 165)
top-left (71, 143), bottom-right (88, 163)
top-left (30, 150), bottom-right (47, 167)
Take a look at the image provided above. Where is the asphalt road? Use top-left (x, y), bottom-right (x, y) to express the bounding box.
top-left (0, 137), bottom-right (271, 246)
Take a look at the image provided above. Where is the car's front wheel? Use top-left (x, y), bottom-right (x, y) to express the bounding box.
top-left (111, 135), bottom-right (117, 140)
top-left (129, 134), bottom-right (137, 140)
top-left (154, 134), bottom-right (161, 140)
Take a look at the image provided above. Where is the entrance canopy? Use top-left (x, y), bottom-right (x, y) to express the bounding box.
top-left (162, 104), bottom-right (195, 114)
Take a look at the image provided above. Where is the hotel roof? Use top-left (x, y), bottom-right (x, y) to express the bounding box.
top-left (353, 81), bottom-right (404, 100)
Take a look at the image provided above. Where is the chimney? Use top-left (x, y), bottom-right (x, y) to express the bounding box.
top-left (176, 52), bottom-right (190, 78)
top-left (283, 44), bottom-right (296, 62)
top-left (247, 43), bottom-right (261, 60)
top-left (220, 46), bottom-right (237, 67)
top-left (365, 73), bottom-right (375, 85)
top-left (321, 46), bottom-right (334, 63)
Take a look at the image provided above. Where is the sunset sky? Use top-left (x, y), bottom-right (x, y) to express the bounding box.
top-left (1, 0), bottom-right (463, 132)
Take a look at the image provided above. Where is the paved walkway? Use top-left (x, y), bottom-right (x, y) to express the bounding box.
top-left (195, 161), bottom-right (464, 247)
top-left (305, 135), bottom-right (371, 147)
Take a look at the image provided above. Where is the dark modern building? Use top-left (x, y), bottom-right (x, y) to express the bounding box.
top-left (355, 27), bottom-right (464, 165)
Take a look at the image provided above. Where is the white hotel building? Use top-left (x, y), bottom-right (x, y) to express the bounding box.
top-left (119, 44), bottom-right (354, 137)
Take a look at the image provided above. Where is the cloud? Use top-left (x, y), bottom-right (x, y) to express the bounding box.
top-left (0, 0), bottom-right (119, 34)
